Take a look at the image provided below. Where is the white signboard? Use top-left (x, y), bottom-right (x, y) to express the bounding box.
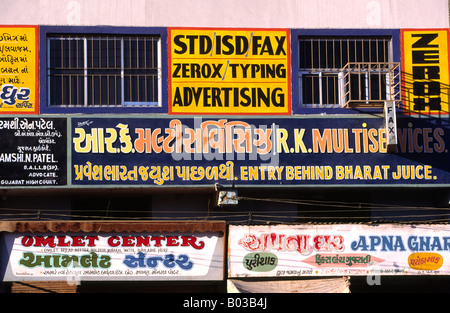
top-left (228, 224), bottom-right (450, 277)
top-left (4, 232), bottom-right (224, 281)
top-left (384, 100), bottom-right (397, 152)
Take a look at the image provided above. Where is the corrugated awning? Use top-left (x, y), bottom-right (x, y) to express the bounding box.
top-left (227, 277), bottom-right (351, 293)
top-left (0, 220), bottom-right (226, 233)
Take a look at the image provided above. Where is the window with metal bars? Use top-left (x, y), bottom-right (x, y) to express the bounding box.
top-left (298, 37), bottom-right (399, 108)
top-left (47, 35), bottom-right (161, 107)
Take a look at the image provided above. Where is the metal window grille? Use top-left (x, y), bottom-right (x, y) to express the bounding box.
top-left (299, 37), bottom-right (400, 108)
top-left (48, 35), bottom-right (161, 107)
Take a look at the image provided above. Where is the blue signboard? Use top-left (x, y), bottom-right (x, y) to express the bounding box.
top-left (70, 116), bottom-right (450, 187)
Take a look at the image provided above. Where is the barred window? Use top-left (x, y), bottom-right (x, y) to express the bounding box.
top-left (299, 37), bottom-right (400, 108)
top-left (48, 35), bottom-right (161, 107)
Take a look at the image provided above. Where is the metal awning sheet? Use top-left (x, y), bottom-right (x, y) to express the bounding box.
top-left (0, 220), bottom-right (226, 233)
top-left (227, 277), bottom-right (350, 293)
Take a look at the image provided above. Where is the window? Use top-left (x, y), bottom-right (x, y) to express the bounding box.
top-left (48, 35), bottom-right (161, 107)
top-left (299, 37), bottom-right (400, 108)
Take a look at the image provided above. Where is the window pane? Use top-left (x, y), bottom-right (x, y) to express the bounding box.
top-left (124, 74), bottom-right (159, 105)
top-left (48, 38), bottom-right (85, 106)
top-left (370, 74), bottom-right (387, 101)
top-left (85, 37), bottom-right (121, 106)
top-left (123, 36), bottom-right (159, 106)
top-left (87, 38), bottom-right (121, 69)
top-left (322, 75), bottom-right (339, 106)
top-left (299, 39), bottom-right (312, 68)
top-left (49, 72), bottom-right (84, 106)
top-left (349, 73), bottom-right (363, 101)
top-left (302, 75), bottom-right (320, 105)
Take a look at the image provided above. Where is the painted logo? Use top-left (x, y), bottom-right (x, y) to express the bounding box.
top-left (0, 84), bottom-right (31, 106)
top-left (408, 252), bottom-right (443, 271)
top-left (243, 252), bottom-right (278, 272)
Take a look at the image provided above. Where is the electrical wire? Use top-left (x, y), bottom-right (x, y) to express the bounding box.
top-left (1, 195), bottom-right (449, 224)
top-left (238, 196), bottom-right (450, 211)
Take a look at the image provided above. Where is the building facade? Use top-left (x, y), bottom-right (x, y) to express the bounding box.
top-left (0, 0), bottom-right (450, 293)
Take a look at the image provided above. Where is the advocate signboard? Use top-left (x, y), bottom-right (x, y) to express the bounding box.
top-left (4, 231), bottom-right (224, 281)
top-left (168, 28), bottom-right (291, 115)
top-left (229, 224), bottom-right (450, 277)
top-left (70, 116), bottom-right (450, 187)
top-left (0, 26), bottom-right (39, 114)
top-left (0, 117), bottom-right (67, 186)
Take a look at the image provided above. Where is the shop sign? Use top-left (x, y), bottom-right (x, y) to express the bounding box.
top-left (0, 117), bottom-right (67, 186)
top-left (168, 28), bottom-right (291, 115)
top-left (0, 26), bottom-right (39, 114)
top-left (4, 231), bottom-right (224, 281)
top-left (401, 29), bottom-right (450, 114)
top-left (228, 224), bottom-right (450, 277)
top-left (70, 116), bottom-right (450, 186)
